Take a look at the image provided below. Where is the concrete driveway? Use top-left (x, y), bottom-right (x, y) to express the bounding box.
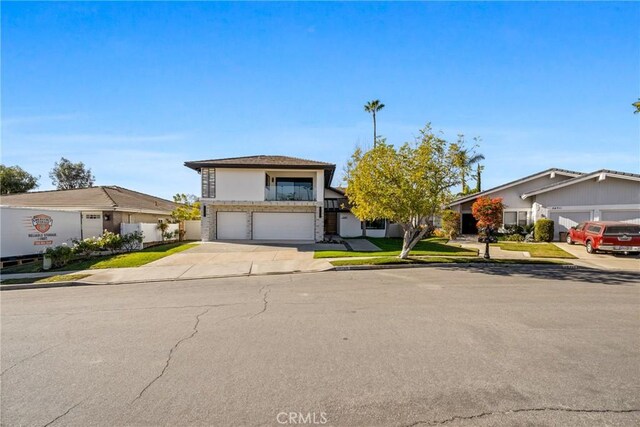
top-left (554, 242), bottom-right (640, 271)
top-left (147, 241), bottom-right (335, 275)
top-left (2, 266), bottom-right (639, 426)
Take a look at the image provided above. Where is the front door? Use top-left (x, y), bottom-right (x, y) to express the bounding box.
top-left (324, 212), bottom-right (338, 235)
top-left (461, 213), bottom-right (477, 234)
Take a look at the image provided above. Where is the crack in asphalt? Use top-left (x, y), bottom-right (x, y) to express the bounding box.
top-left (404, 407), bottom-right (640, 426)
top-left (132, 306), bottom-right (213, 403)
top-left (1, 343), bottom-right (63, 376)
top-left (250, 285), bottom-right (270, 319)
top-left (42, 401), bottom-right (83, 427)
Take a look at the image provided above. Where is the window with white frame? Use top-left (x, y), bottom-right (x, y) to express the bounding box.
top-left (503, 210), bottom-right (529, 227)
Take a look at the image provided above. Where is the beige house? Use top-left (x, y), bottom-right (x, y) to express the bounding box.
top-left (1, 186), bottom-right (176, 239)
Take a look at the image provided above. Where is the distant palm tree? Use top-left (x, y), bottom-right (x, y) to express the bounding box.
top-left (364, 99), bottom-right (385, 147)
top-left (454, 148), bottom-right (485, 194)
top-left (475, 163), bottom-right (484, 193)
top-left (634, 98), bottom-right (640, 114)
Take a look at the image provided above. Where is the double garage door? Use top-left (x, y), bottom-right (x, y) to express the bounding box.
top-left (217, 212), bottom-right (315, 241)
top-left (600, 210), bottom-right (640, 225)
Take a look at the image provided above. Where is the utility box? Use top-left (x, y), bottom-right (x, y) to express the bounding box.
top-left (0, 206), bottom-right (82, 259)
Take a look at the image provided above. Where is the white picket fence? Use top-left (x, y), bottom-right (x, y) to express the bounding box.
top-left (120, 222), bottom-right (180, 249)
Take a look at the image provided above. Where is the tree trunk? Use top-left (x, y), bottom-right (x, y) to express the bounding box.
top-left (461, 170), bottom-right (467, 194)
top-left (476, 165), bottom-right (482, 192)
top-left (362, 220), bottom-right (367, 237)
top-left (373, 112), bottom-right (377, 147)
top-left (399, 225), bottom-right (429, 259)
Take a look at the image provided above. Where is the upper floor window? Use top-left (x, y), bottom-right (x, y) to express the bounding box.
top-left (274, 178), bottom-right (314, 201)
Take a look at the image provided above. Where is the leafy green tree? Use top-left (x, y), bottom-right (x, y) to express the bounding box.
top-left (364, 99), bottom-right (385, 147)
top-left (0, 164), bottom-right (39, 194)
top-left (345, 124), bottom-right (461, 259)
top-left (49, 157), bottom-right (95, 190)
top-left (171, 193), bottom-right (201, 221)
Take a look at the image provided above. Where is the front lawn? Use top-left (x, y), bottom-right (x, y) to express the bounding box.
top-left (1, 242), bottom-right (197, 274)
top-left (492, 242), bottom-right (577, 259)
top-left (314, 237), bottom-right (478, 258)
top-left (331, 256), bottom-right (570, 267)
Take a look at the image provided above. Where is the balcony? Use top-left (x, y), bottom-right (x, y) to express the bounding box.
top-left (265, 186), bottom-right (315, 201)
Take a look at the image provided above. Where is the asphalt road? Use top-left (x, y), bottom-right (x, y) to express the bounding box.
top-left (2, 265), bottom-right (639, 426)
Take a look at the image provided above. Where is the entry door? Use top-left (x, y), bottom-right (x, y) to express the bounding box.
top-left (324, 212), bottom-right (338, 235)
top-left (82, 212), bottom-right (103, 238)
top-left (461, 214), bottom-right (477, 234)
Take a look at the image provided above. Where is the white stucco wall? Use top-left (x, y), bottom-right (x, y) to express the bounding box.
top-left (214, 169), bottom-right (265, 201)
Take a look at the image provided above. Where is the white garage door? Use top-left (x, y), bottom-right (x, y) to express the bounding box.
top-left (217, 212), bottom-right (248, 239)
top-left (549, 211), bottom-right (592, 240)
top-left (253, 212), bottom-right (315, 240)
top-left (600, 210), bottom-right (640, 225)
top-left (82, 211), bottom-right (103, 238)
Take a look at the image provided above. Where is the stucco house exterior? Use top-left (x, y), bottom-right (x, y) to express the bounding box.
top-left (449, 168), bottom-right (640, 240)
top-left (0, 186), bottom-right (176, 239)
top-left (185, 155), bottom-right (391, 242)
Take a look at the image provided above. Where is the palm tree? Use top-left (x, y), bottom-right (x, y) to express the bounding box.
top-left (475, 163), bottom-right (484, 192)
top-left (364, 99), bottom-right (385, 147)
top-left (454, 147), bottom-right (485, 194)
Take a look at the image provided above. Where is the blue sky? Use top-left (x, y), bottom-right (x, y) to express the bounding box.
top-left (2, 1), bottom-right (639, 200)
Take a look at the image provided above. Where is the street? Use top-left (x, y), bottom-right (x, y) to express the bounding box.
top-left (2, 266), bottom-right (639, 426)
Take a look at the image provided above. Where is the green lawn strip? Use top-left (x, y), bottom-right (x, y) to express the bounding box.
top-left (492, 242), bottom-right (577, 259)
top-left (1, 242), bottom-right (197, 274)
top-left (331, 256), bottom-right (570, 267)
top-left (314, 237), bottom-right (478, 259)
top-left (1, 273), bottom-right (92, 285)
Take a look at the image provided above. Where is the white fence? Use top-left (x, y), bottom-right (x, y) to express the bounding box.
top-left (183, 220), bottom-right (201, 241)
top-left (120, 222), bottom-right (180, 248)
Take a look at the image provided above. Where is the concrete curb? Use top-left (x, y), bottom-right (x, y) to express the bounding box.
top-left (333, 262), bottom-right (580, 272)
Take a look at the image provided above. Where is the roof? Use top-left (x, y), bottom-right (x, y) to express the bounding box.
top-left (449, 168), bottom-right (583, 206)
top-left (184, 155), bottom-right (336, 185)
top-left (0, 186), bottom-right (177, 214)
top-left (521, 169), bottom-right (640, 199)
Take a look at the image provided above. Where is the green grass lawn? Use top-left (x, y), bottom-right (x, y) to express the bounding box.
top-left (1, 242), bottom-right (197, 274)
top-left (1, 274), bottom-right (92, 285)
top-left (314, 237), bottom-right (478, 259)
top-left (492, 242), bottom-right (577, 259)
top-left (331, 256), bottom-right (570, 267)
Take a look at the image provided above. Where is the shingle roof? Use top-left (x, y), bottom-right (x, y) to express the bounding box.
top-left (449, 168), bottom-right (583, 206)
top-left (520, 169), bottom-right (640, 199)
top-left (184, 155), bottom-right (335, 169)
top-left (185, 155), bottom-right (336, 186)
top-left (0, 186), bottom-right (176, 213)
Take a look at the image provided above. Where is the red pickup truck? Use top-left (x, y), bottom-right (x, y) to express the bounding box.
top-left (567, 221), bottom-right (640, 255)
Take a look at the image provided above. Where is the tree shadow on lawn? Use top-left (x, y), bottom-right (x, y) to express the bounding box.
top-left (430, 264), bottom-right (640, 286)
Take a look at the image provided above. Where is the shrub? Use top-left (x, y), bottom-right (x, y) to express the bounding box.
top-left (432, 228), bottom-right (448, 238)
top-left (503, 233), bottom-right (525, 242)
top-left (98, 230), bottom-right (123, 252)
top-left (441, 210), bottom-right (461, 239)
top-left (504, 224), bottom-right (525, 236)
top-left (121, 231), bottom-right (144, 252)
top-left (45, 244), bottom-right (73, 269)
top-left (535, 219), bottom-right (554, 242)
top-left (72, 237), bottom-right (102, 258)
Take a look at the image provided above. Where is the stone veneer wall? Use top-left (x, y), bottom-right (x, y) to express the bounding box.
top-left (200, 203), bottom-right (323, 241)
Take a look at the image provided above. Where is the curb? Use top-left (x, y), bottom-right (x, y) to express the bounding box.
top-left (333, 262), bottom-right (580, 272)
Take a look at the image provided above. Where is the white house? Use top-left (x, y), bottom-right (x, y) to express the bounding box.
top-left (449, 168), bottom-right (640, 240)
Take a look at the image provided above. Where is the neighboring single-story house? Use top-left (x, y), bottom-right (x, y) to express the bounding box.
top-left (1, 186), bottom-right (177, 239)
top-left (184, 155), bottom-right (392, 242)
top-left (449, 168), bottom-right (640, 240)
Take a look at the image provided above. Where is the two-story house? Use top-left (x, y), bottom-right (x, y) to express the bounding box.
top-left (185, 155), bottom-right (337, 242)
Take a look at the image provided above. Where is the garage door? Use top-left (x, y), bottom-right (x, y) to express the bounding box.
top-left (253, 212), bottom-right (315, 240)
top-left (549, 211), bottom-right (592, 240)
top-left (600, 210), bottom-right (640, 225)
top-left (217, 212), bottom-right (248, 239)
top-left (82, 211), bottom-right (103, 238)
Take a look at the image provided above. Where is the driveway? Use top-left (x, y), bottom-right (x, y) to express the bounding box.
top-left (78, 242), bottom-right (337, 285)
top-left (554, 242), bottom-right (640, 271)
top-left (2, 266), bottom-right (639, 426)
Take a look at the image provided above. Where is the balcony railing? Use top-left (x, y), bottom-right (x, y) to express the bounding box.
top-left (265, 186), bottom-right (315, 201)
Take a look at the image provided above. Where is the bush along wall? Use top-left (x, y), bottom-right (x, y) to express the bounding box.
top-left (535, 219), bottom-right (554, 242)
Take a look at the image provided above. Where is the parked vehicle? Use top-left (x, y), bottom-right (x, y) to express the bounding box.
top-left (567, 221), bottom-right (640, 255)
